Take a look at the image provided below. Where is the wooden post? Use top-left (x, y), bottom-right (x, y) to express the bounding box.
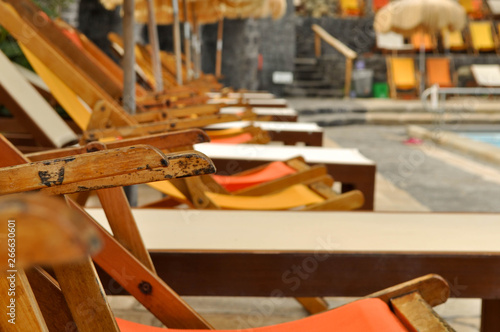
top-left (345, 57), bottom-right (353, 98)
top-left (215, 18), bottom-right (224, 77)
top-left (183, 0), bottom-right (193, 81)
top-left (315, 33), bottom-right (321, 57)
top-left (122, 0), bottom-right (136, 114)
top-left (146, 0), bottom-right (164, 92)
top-left (172, 0), bottom-right (183, 85)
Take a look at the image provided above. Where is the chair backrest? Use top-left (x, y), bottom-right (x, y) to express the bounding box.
top-left (469, 21), bottom-right (495, 51)
top-left (411, 31), bottom-right (434, 51)
top-left (460, 0), bottom-right (484, 17)
top-left (340, 0), bottom-right (362, 15)
top-left (373, 0), bottom-right (389, 12)
top-left (471, 64), bottom-right (500, 86)
top-left (389, 57), bottom-right (417, 90)
top-left (426, 58), bottom-right (453, 88)
top-left (0, 50), bottom-right (78, 148)
top-left (441, 28), bottom-right (466, 50)
top-left (376, 32), bottom-right (413, 51)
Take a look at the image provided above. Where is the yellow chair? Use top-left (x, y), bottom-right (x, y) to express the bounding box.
top-left (441, 28), bottom-right (467, 52)
top-left (386, 57), bottom-right (418, 98)
top-left (469, 21), bottom-right (498, 54)
top-left (340, 0), bottom-right (363, 16)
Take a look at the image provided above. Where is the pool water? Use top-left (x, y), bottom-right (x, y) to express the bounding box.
top-left (460, 132), bottom-right (500, 148)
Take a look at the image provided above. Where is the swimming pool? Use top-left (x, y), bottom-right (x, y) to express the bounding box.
top-left (460, 132), bottom-right (500, 148)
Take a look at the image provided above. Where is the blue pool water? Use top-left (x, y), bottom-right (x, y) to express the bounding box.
top-left (460, 132), bottom-right (500, 148)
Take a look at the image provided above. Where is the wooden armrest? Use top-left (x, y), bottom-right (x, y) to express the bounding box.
top-left (366, 274), bottom-right (450, 307)
top-left (0, 145), bottom-right (215, 195)
top-left (26, 130), bottom-right (210, 161)
top-left (0, 194), bottom-right (101, 268)
top-left (81, 114), bottom-right (239, 141)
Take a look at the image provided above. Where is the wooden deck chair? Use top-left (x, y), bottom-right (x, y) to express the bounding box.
top-left (3, 193), bottom-right (455, 331)
top-left (470, 64), bottom-right (500, 86)
top-left (441, 28), bottom-right (468, 52)
top-left (375, 32), bottom-right (413, 53)
top-left (0, 0), bottom-right (227, 120)
top-left (386, 57), bottom-right (419, 98)
top-left (0, 133), bottom-right (329, 316)
top-left (460, 0), bottom-right (485, 18)
top-left (372, 0), bottom-right (389, 12)
top-left (426, 57), bottom-right (455, 88)
top-left (0, 49), bottom-right (78, 151)
top-left (411, 31), bottom-right (437, 53)
top-left (339, 0), bottom-right (363, 16)
top-left (469, 21), bottom-right (499, 54)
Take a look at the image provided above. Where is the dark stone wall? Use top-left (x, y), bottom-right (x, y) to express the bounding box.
top-left (78, 0), bottom-right (122, 60)
top-left (257, 0), bottom-right (296, 95)
top-left (202, 19), bottom-right (260, 90)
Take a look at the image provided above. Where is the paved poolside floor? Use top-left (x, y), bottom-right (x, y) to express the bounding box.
top-left (106, 121), bottom-right (500, 331)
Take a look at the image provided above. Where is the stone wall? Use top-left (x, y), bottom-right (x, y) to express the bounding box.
top-left (257, 0), bottom-right (296, 95)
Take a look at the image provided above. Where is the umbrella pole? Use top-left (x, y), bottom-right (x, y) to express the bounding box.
top-left (191, 2), bottom-right (201, 79)
top-left (215, 18), bottom-right (223, 78)
top-left (172, 0), bottom-right (183, 85)
top-left (420, 38), bottom-right (425, 96)
top-left (146, 0), bottom-right (164, 92)
top-left (183, 0), bottom-right (193, 81)
top-left (122, 0), bottom-right (136, 114)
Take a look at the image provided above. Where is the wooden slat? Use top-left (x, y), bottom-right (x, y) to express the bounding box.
top-left (26, 267), bottom-right (77, 332)
top-left (97, 188), bottom-right (156, 272)
top-left (0, 145), bottom-right (171, 195)
top-left (53, 257), bottom-right (120, 332)
top-left (82, 113), bottom-right (240, 141)
top-left (0, 270), bottom-right (48, 331)
top-left (27, 129), bottom-right (209, 161)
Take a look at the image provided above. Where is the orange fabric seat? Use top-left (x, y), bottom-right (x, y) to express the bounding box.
top-left (212, 161), bottom-right (297, 191)
top-left (426, 58), bottom-right (454, 87)
top-left (411, 31), bottom-right (434, 51)
top-left (210, 132), bottom-right (254, 144)
top-left (116, 298), bottom-right (409, 332)
top-left (373, 0), bottom-right (389, 11)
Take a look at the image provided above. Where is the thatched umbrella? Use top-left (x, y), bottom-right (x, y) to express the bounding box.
top-left (374, 0), bottom-right (466, 94)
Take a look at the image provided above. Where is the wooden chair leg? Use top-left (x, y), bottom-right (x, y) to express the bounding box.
top-left (26, 267), bottom-right (76, 332)
top-left (53, 257), bottom-right (120, 332)
top-left (0, 269), bottom-right (48, 331)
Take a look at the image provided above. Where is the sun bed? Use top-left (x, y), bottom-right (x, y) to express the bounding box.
top-left (471, 64), bottom-right (500, 87)
top-left (441, 28), bottom-right (467, 52)
top-left (88, 208), bottom-right (500, 330)
top-left (194, 143), bottom-right (376, 210)
top-left (205, 120), bottom-right (323, 146)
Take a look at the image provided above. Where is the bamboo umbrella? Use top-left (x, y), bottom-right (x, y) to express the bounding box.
top-left (374, 0), bottom-right (466, 95)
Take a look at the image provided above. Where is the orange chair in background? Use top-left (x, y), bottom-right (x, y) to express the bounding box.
top-left (426, 58), bottom-right (455, 88)
top-left (411, 31), bottom-right (437, 52)
top-left (373, 0), bottom-right (390, 12)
